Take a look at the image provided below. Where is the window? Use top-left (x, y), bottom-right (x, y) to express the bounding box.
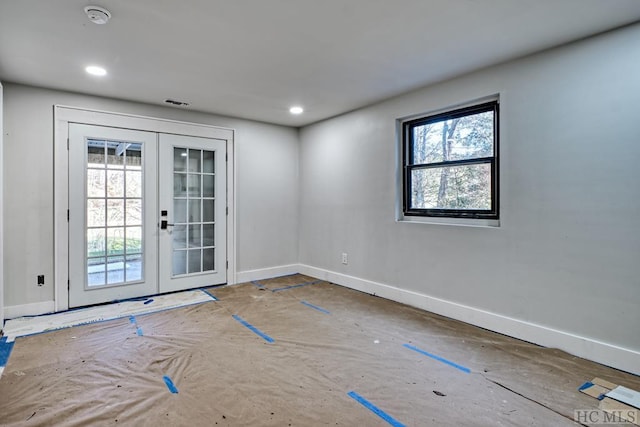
top-left (402, 100), bottom-right (499, 220)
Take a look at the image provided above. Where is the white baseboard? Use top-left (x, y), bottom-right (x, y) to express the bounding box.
top-left (298, 264), bottom-right (640, 376)
top-left (4, 300), bottom-right (55, 321)
top-left (235, 264), bottom-right (300, 284)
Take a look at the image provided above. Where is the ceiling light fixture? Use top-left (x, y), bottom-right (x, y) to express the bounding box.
top-left (85, 65), bottom-right (107, 76)
top-left (84, 6), bottom-right (111, 25)
top-left (289, 106), bottom-right (304, 115)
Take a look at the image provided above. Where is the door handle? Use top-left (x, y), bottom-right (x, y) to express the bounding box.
top-left (160, 220), bottom-right (175, 230)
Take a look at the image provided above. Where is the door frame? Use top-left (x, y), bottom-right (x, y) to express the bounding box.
top-left (54, 105), bottom-right (236, 312)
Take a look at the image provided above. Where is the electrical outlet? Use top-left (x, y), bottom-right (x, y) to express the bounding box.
top-left (37, 274), bottom-right (45, 286)
top-left (341, 253), bottom-right (348, 265)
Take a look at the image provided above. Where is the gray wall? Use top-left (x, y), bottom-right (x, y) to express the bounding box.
top-left (299, 24), bottom-right (640, 354)
top-left (3, 84), bottom-right (299, 307)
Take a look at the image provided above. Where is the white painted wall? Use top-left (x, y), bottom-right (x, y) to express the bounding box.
top-left (3, 84), bottom-right (299, 311)
top-left (299, 24), bottom-right (640, 372)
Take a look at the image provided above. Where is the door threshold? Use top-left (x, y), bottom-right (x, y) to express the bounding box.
top-left (3, 289), bottom-right (216, 342)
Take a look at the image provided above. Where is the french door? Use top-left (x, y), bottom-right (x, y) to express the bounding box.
top-left (158, 133), bottom-right (227, 293)
top-left (68, 124), bottom-right (226, 308)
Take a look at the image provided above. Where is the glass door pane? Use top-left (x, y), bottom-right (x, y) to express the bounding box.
top-left (172, 148), bottom-right (216, 276)
top-left (86, 139), bottom-right (144, 287)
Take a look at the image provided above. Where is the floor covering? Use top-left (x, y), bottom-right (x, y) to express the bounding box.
top-left (0, 274), bottom-right (638, 426)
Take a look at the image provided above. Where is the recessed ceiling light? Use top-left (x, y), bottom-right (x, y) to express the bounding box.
top-left (85, 65), bottom-right (107, 76)
top-left (289, 106), bottom-right (304, 115)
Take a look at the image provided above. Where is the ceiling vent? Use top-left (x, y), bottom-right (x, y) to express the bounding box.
top-left (164, 99), bottom-right (190, 107)
top-left (84, 6), bottom-right (111, 25)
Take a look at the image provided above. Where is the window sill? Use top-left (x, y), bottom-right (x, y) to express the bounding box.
top-left (397, 215), bottom-right (500, 228)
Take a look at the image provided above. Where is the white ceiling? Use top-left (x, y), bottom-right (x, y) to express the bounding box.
top-left (1, 1), bottom-right (639, 127)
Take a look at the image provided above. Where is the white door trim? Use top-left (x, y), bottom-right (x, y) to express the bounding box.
top-left (54, 105), bottom-right (236, 312)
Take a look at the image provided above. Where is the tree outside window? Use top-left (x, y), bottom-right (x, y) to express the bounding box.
top-left (403, 101), bottom-right (498, 219)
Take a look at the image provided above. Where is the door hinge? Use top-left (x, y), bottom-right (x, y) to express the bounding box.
top-left (67, 138), bottom-right (69, 150)
top-left (67, 279), bottom-right (70, 290)
top-left (226, 206), bottom-right (228, 216)
top-left (226, 260), bottom-right (228, 270)
top-left (225, 153), bottom-right (228, 162)
top-left (67, 209), bottom-right (70, 222)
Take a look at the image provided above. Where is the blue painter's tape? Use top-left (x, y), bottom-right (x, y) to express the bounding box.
top-left (403, 343), bottom-right (471, 374)
top-left (0, 338), bottom-right (15, 368)
top-left (251, 280), bottom-right (265, 289)
top-left (300, 300), bottom-right (330, 314)
top-left (128, 315), bottom-right (143, 336)
top-left (143, 299), bottom-right (154, 305)
top-left (271, 280), bottom-right (322, 293)
top-left (347, 391), bottom-right (406, 427)
top-left (163, 375), bottom-right (179, 393)
top-left (578, 381), bottom-right (594, 391)
top-left (232, 314), bottom-right (274, 343)
top-left (200, 289), bottom-right (218, 300)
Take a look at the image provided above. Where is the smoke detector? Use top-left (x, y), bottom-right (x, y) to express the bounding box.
top-left (84, 6), bottom-right (111, 24)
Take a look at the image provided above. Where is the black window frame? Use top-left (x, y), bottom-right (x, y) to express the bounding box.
top-left (402, 100), bottom-right (499, 220)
